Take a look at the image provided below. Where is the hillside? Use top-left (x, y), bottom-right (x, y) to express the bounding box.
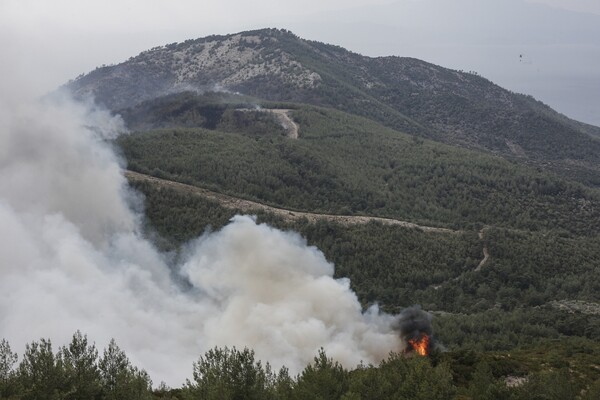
top-left (67, 28), bottom-right (600, 185)
top-left (59, 28), bottom-right (600, 395)
top-left (118, 100), bottom-right (600, 236)
top-left (116, 97), bottom-right (600, 352)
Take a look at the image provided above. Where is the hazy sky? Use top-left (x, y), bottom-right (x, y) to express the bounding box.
top-left (1, 0), bottom-right (599, 125)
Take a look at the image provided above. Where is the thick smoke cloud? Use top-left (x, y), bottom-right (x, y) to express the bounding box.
top-left (0, 91), bottom-right (405, 385)
top-left (395, 306), bottom-right (433, 342)
top-left (182, 217), bottom-right (401, 372)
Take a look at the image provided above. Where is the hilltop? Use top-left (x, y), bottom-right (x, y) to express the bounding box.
top-left (67, 28), bottom-right (600, 185)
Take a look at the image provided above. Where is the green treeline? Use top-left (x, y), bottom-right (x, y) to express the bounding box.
top-left (0, 333), bottom-right (151, 400)
top-left (2, 334), bottom-right (600, 400)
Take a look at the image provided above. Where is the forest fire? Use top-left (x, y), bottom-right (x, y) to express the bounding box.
top-left (395, 306), bottom-right (434, 357)
top-left (407, 333), bottom-right (431, 356)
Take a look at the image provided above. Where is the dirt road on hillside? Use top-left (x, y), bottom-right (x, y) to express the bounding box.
top-left (125, 170), bottom-right (457, 233)
top-left (475, 228), bottom-right (490, 271)
top-left (270, 109), bottom-right (299, 139)
top-left (238, 108), bottom-right (299, 139)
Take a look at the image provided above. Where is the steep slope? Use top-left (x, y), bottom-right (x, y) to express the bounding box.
top-left (117, 103), bottom-right (600, 236)
top-left (66, 28), bottom-right (600, 185)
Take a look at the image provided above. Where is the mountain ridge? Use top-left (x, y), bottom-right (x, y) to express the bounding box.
top-left (67, 28), bottom-right (600, 186)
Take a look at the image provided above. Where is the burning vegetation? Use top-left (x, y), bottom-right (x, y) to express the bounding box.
top-left (395, 306), bottom-right (435, 356)
top-left (408, 333), bottom-right (431, 356)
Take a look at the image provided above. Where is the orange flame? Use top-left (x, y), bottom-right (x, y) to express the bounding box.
top-left (408, 334), bottom-right (430, 356)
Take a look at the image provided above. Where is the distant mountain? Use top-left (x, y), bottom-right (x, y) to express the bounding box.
top-left (67, 28), bottom-right (600, 185)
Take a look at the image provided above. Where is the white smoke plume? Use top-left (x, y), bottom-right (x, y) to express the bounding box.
top-left (0, 90), bottom-right (403, 385)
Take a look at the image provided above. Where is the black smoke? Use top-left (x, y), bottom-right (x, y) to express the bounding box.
top-left (394, 305), bottom-right (434, 351)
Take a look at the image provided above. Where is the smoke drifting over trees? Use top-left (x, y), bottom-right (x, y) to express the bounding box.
top-left (0, 90), bottom-right (409, 385)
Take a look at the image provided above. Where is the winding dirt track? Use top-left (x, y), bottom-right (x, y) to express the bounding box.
top-left (238, 108), bottom-right (299, 139)
top-left (270, 109), bottom-right (299, 139)
top-left (126, 170), bottom-right (494, 284)
top-left (125, 170), bottom-right (457, 234)
top-left (475, 228), bottom-right (490, 271)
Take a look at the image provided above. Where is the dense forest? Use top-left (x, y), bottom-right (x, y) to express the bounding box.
top-left (2, 333), bottom-right (599, 399)
top-left (130, 180), bottom-right (600, 352)
top-left (118, 103), bottom-right (600, 235)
